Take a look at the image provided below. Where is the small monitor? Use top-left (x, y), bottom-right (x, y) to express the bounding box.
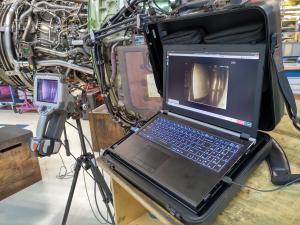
top-left (37, 79), bottom-right (58, 104)
top-left (33, 74), bottom-right (68, 108)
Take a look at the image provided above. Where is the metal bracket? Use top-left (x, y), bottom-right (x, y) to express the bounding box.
top-left (240, 132), bottom-right (250, 141)
top-left (5, 70), bottom-right (19, 77)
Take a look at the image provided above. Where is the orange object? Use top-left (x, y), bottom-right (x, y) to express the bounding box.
top-left (32, 143), bottom-right (38, 151)
top-left (96, 95), bottom-right (104, 102)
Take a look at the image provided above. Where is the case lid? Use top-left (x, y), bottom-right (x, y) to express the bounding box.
top-left (144, 1), bottom-right (284, 131)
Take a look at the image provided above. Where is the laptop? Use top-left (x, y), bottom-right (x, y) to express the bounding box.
top-left (106, 44), bottom-right (265, 210)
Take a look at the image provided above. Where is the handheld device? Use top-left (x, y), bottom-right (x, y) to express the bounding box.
top-left (29, 73), bottom-right (115, 225)
top-left (30, 73), bottom-right (74, 157)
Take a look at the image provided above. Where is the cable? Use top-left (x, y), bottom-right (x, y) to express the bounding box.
top-left (56, 120), bottom-right (113, 224)
top-left (94, 181), bottom-right (113, 224)
top-left (65, 120), bottom-right (94, 153)
top-left (65, 120), bottom-right (107, 180)
top-left (93, 44), bottom-right (138, 126)
top-left (63, 129), bottom-right (103, 185)
top-left (82, 170), bottom-right (107, 224)
top-left (65, 120), bottom-right (114, 223)
top-left (151, 0), bottom-right (169, 15)
top-left (222, 176), bottom-right (300, 193)
top-left (56, 150), bottom-right (74, 179)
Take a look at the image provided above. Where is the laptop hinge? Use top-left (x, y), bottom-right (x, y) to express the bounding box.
top-left (160, 110), bottom-right (169, 115)
top-left (240, 133), bottom-right (251, 141)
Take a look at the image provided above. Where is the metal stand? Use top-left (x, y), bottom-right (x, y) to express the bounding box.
top-left (61, 119), bottom-right (115, 225)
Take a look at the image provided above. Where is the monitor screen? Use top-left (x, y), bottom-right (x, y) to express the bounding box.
top-left (37, 79), bottom-right (58, 104)
top-left (166, 51), bottom-right (260, 129)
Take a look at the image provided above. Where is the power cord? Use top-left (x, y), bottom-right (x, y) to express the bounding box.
top-left (82, 170), bottom-right (108, 224)
top-left (60, 142), bottom-right (108, 224)
top-left (94, 181), bottom-right (114, 224)
top-left (56, 152), bottom-right (74, 180)
top-left (66, 121), bottom-right (94, 154)
top-left (222, 176), bottom-right (300, 193)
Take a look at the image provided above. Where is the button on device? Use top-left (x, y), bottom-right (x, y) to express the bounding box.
top-left (33, 143), bottom-right (38, 151)
top-left (192, 155), bottom-right (199, 161)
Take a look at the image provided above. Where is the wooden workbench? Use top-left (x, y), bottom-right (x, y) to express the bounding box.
top-left (97, 105), bottom-right (300, 225)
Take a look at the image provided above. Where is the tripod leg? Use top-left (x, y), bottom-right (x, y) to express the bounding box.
top-left (62, 158), bottom-right (82, 225)
top-left (89, 157), bottom-right (115, 225)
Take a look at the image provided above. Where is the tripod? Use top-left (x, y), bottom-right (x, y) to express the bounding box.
top-left (61, 118), bottom-right (115, 225)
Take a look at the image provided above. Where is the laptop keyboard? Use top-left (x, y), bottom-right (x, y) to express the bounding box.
top-left (139, 117), bottom-right (243, 172)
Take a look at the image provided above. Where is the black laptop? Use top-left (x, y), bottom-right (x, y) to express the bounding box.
top-left (107, 44), bottom-right (265, 210)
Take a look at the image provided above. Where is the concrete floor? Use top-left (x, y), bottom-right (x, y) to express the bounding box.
top-left (0, 109), bottom-right (112, 225)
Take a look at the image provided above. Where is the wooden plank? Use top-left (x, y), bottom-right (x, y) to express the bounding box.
top-left (214, 113), bottom-right (300, 225)
top-left (0, 126), bottom-right (32, 151)
top-left (112, 180), bottom-right (147, 225)
top-left (127, 213), bottom-right (163, 225)
top-left (98, 158), bottom-right (183, 225)
top-left (0, 144), bottom-right (42, 200)
top-left (89, 105), bottom-right (124, 151)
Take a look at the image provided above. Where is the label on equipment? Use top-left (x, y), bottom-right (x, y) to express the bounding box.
top-left (147, 73), bottom-right (160, 98)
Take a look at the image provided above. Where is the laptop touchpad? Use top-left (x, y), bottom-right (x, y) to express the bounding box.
top-left (133, 145), bottom-right (168, 173)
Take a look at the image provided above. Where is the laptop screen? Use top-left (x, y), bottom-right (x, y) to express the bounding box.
top-left (164, 45), bottom-right (265, 138)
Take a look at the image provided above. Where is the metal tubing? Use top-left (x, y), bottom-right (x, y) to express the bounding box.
top-left (34, 46), bottom-right (88, 58)
top-left (22, 15), bottom-right (32, 41)
top-left (3, 0), bottom-right (93, 76)
top-left (36, 60), bottom-right (94, 74)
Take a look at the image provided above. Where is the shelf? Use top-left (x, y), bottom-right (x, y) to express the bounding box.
top-left (281, 5), bottom-right (300, 10)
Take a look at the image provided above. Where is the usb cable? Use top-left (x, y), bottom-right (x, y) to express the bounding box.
top-left (222, 176), bottom-right (300, 192)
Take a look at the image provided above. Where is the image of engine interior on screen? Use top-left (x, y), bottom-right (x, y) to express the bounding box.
top-left (167, 53), bottom-right (260, 128)
top-left (37, 79), bottom-right (58, 104)
top-left (185, 63), bottom-right (229, 110)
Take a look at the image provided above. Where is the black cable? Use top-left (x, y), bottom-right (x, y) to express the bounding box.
top-left (65, 135), bottom-right (99, 184)
top-left (89, 0), bottom-right (151, 127)
top-left (222, 176), bottom-right (300, 192)
top-left (151, 0), bottom-right (169, 14)
top-left (102, 0), bottom-right (144, 27)
top-left (93, 17), bottom-right (136, 36)
top-left (82, 170), bottom-right (107, 224)
top-left (65, 121), bottom-right (94, 153)
top-left (65, 120), bottom-right (113, 183)
top-left (93, 44), bottom-right (137, 126)
top-left (96, 23), bottom-right (136, 40)
top-left (94, 181), bottom-right (113, 224)
top-left (64, 122), bottom-right (104, 183)
top-left (56, 152), bottom-right (74, 179)
top-left (60, 142), bottom-right (106, 224)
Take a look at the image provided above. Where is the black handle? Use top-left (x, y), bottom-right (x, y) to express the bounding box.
top-left (266, 138), bottom-right (300, 185)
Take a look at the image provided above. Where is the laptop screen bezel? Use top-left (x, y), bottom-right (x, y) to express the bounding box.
top-left (163, 44), bottom-right (266, 138)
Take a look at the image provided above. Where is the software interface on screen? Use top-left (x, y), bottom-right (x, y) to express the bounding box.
top-left (37, 79), bottom-right (58, 104)
top-left (166, 52), bottom-right (260, 128)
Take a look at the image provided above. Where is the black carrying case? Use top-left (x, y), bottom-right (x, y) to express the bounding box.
top-left (144, 1), bottom-right (285, 131)
top-left (103, 2), bottom-right (287, 225)
top-left (104, 132), bottom-right (272, 225)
